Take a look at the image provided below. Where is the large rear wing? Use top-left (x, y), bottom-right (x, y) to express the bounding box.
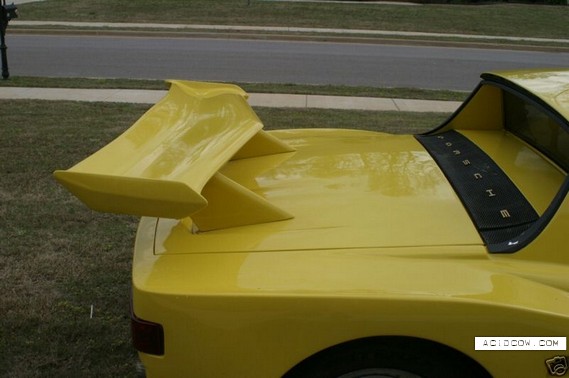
top-left (54, 81), bottom-right (294, 231)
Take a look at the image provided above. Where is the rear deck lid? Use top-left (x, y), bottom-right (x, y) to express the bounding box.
top-left (153, 129), bottom-right (484, 254)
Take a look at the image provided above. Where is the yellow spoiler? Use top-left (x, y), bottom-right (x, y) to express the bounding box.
top-left (54, 81), bottom-right (295, 231)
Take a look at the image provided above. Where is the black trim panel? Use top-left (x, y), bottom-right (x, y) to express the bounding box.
top-left (416, 130), bottom-right (539, 250)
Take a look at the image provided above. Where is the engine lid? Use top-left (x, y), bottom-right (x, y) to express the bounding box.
top-left (154, 129), bottom-right (484, 255)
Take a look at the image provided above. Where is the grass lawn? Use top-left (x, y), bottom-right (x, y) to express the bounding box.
top-left (0, 76), bottom-right (469, 102)
top-left (17, 0), bottom-right (569, 40)
top-left (0, 99), bottom-right (449, 376)
top-left (0, 101), bottom-right (145, 377)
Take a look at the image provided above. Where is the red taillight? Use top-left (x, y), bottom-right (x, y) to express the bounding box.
top-left (131, 310), bottom-right (164, 356)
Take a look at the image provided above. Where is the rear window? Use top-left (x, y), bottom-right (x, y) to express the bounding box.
top-left (504, 91), bottom-right (569, 173)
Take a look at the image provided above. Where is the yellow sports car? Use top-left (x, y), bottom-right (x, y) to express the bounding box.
top-left (55, 69), bottom-right (569, 378)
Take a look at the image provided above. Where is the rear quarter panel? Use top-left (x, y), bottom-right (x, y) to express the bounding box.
top-left (133, 219), bottom-right (569, 377)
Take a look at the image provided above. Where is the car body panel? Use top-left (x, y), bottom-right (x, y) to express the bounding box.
top-left (154, 129), bottom-right (484, 255)
top-left (55, 69), bottom-right (569, 377)
top-left (133, 216), bottom-right (569, 377)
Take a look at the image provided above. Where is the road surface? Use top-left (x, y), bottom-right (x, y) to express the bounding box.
top-left (8, 34), bottom-right (569, 90)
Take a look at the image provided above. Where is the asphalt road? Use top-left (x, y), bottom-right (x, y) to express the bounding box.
top-left (8, 34), bottom-right (569, 90)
